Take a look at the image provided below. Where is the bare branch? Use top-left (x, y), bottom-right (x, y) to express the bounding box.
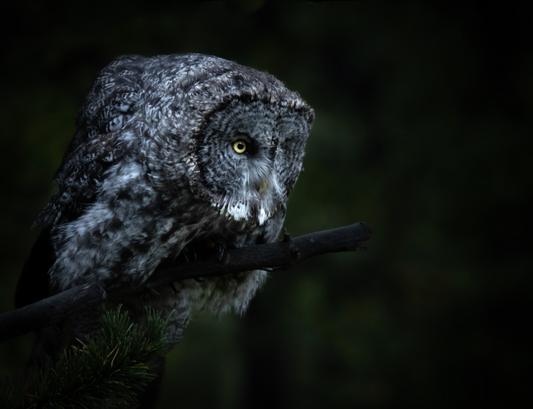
top-left (0, 222), bottom-right (371, 343)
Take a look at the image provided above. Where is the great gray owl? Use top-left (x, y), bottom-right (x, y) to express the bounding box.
top-left (15, 53), bottom-right (314, 398)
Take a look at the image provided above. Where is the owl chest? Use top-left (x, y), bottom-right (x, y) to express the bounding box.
top-left (158, 198), bottom-right (256, 258)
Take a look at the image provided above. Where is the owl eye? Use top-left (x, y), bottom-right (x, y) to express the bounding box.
top-left (233, 140), bottom-right (247, 154)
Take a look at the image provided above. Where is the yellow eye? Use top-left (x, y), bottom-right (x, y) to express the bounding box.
top-left (233, 140), bottom-right (247, 154)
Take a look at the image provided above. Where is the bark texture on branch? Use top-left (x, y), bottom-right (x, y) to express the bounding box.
top-left (0, 222), bottom-right (371, 343)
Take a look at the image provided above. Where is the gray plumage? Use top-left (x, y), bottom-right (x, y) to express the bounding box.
top-left (18, 53), bottom-right (314, 354)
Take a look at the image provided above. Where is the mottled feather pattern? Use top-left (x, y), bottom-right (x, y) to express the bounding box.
top-left (22, 54), bottom-right (314, 352)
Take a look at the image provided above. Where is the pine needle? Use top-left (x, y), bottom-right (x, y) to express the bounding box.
top-left (0, 305), bottom-right (171, 409)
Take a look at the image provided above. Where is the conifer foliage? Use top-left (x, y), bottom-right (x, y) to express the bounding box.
top-left (1, 306), bottom-right (170, 409)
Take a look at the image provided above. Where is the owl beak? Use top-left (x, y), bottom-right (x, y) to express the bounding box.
top-left (257, 180), bottom-right (268, 193)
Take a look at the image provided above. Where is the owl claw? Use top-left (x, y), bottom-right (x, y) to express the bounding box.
top-left (194, 277), bottom-right (204, 283)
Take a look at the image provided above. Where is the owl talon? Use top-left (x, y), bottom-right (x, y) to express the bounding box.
top-left (194, 277), bottom-right (204, 283)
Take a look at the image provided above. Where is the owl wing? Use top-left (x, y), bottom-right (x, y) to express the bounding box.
top-left (17, 56), bottom-right (148, 308)
top-left (36, 55), bottom-right (147, 227)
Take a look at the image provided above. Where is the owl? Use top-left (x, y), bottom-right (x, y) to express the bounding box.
top-left (16, 54), bottom-right (314, 373)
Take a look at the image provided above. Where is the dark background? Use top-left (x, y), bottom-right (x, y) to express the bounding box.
top-left (0, 1), bottom-right (531, 408)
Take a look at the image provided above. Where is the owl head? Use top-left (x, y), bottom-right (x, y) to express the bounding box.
top-left (141, 54), bottom-right (314, 227)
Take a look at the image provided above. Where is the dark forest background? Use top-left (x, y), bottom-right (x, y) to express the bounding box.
top-left (0, 1), bottom-right (531, 408)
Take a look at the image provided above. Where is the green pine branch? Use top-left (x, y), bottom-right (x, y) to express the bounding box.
top-left (1, 305), bottom-right (171, 409)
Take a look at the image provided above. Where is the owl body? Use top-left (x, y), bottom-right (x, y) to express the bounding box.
top-left (17, 54), bottom-right (313, 350)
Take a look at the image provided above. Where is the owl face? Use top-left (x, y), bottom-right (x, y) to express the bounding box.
top-left (192, 97), bottom-right (312, 226)
top-left (138, 57), bottom-right (314, 228)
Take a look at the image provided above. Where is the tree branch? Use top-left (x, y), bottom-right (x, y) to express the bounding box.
top-left (0, 222), bottom-right (371, 343)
